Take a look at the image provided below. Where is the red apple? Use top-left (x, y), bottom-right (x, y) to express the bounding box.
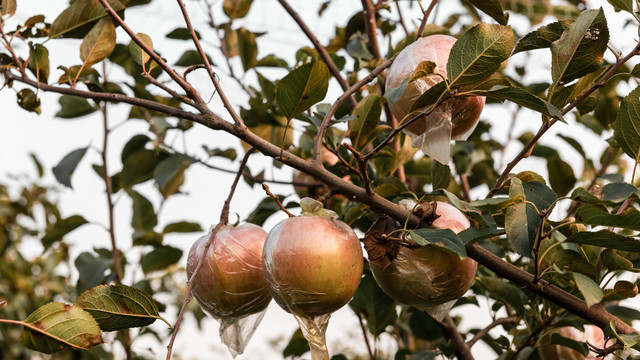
top-left (538, 325), bottom-right (607, 360)
top-left (386, 34), bottom-right (485, 164)
top-left (262, 215), bottom-right (363, 317)
top-left (370, 201), bottom-right (477, 319)
top-left (186, 223), bottom-right (271, 319)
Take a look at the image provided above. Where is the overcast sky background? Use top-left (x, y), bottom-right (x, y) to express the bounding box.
top-left (1, 0), bottom-right (639, 359)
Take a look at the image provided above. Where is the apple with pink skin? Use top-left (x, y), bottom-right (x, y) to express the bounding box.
top-left (186, 223), bottom-right (272, 319)
top-left (538, 325), bottom-right (607, 360)
top-left (386, 34), bottom-right (485, 164)
top-left (370, 201), bottom-right (477, 319)
top-left (262, 214), bottom-right (363, 317)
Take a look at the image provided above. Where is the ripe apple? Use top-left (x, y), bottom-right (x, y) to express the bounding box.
top-left (386, 34), bottom-right (485, 164)
top-left (370, 201), bottom-right (477, 320)
top-left (186, 223), bottom-right (271, 319)
top-left (538, 325), bottom-right (606, 360)
top-left (262, 214), bottom-right (363, 317)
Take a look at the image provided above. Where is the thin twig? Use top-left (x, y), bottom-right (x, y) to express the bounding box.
top-left (361, 0), bottom-right (382, 59)
top-left (487, 42), bottom-right (640, 198)
top-left (344, 143), bottom-right (373, 195)
top-left (440, 315), bottom-right (474, 360)
top-left (417, 0), bottom-right (440, 38)
top-left (262, 184), bottom-right (295, 217)
top-left (276, 0), bottom-right (356, 108)
top-left (467, 317), bottom-right (519, 348)
top-left (566, 146), bottom-right (616, 217)
top-left (175, 0), bottom-right (245, 127)
top-left (460, 174), bottom-right (472, 201)
top-left (140, 73), bottom-right (195, 106)
top-left (354, 312), bottom-right (375, 360)
top-left (0, 21), bottom-right (26, 76)
top-left (166, 147), bottom-right (257, 359)
top-left (313, 54), bottom-right (399, 161)
top-left (395, 0), bottom-right (410, 37)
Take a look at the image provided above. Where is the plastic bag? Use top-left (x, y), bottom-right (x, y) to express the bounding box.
top-left (386, 35), bottom-right (485, 164)
top-left (186, 223), bottom-right (271, 357)
top-left (262, 198), bottom-right (363, 360)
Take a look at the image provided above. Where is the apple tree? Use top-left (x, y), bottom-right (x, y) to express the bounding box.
top-left (1, 0), bottom-right (640, 359)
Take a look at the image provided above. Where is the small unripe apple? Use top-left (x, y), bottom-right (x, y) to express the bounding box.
top-left (386, 35), bottom-right (485, 164)
top-left (262, 203), bottom-right (363, 317)
top-left (370, 201), bottom-right (477, 319)
top-left (538, 325), bottom-right (606, 360)
top-left (186, 223), bottom-right (271, 319)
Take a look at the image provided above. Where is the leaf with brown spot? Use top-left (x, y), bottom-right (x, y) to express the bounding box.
top-left (21, 302), bottom-right (103, 354)
top-left (75, 284), bottom-right (170, 331)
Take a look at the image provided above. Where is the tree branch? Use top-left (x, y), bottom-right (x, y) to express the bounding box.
top-left (166, 147), bottom-right (257, 359)
top-left (361, 0), bottom-right (382, 59)
top-left (440, 315), bottom-right (474, 360)
top-left (313, 54), bottom-right (398, 161)
top-left (417, 0), bottom-right (440, 37)
top-left (467, 317), bottom-right (519, 348)
top-left (175, 0), bottom-right (245, 127)
top-left (276, 0), bottom-right (356, 108)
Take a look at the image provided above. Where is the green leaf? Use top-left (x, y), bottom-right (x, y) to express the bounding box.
top-left (41, 215), bottom-right (88, 249)
top-left (0, 0), bottom-right (16, 16)
top-left (431, 161), bottom-right (451, 190)
top-left (21, 303), bottom-right (102, 353)
top-left (600, 182), bottom-right (640, 202)
top-left (349, 271), bottom-right (397, 336)
top-left (566, 230), bottom-right (640, 252)
top-left (131, 191), bottom-right (157, 231)
top-left (75, 252), bottom-right (112, 293)
top-left (601, 249), bottom-right (634, 271)
top-left (53, 147), bottom-right (89, 188)
top-left (409, 61), bottom-right (437, 83)
top-left (505, 177), bottom-right (530, 256)
top-left (80, 18), bottom-right (116, 66)
top-left (481, 85), bottom-right (564, 120)
top-left (458, 227), bottom-right (505, 245)
top-left (513, 20), bottom-right (572, 54)
top-left (223, 0), bottom-right (253, 20)
top-left (467, 0), bottom-right (509, 25)
top-left (174, 50), bottom-right (213, 67)
top-left (475, 277), bottom-right (526, 316)
top-left (576, 205), bottom-right (640, 231)
top-left (121, 150), bottom-right (161, 188)
top-left (468, 196), bottom-right (525, 212)
top-left (349, 95), bottom-right (381, 149)
top-left (140, 246), bottom-right (182, 274)
top-left (283, 328), bottom-right (309, 357)
top-left (447, 23), bottom-right (514, 87)
top-left (607, 0), bottom-right (634, 13)
top-left (409, 81), bottom-right (447, 112)
top-left (276, 61), bottom-right (330, 120)
top-left (573, 272), bottom-right (603, 306)
top-left (614, 85), bottom-right (640, 160)
top-left (237, 27), bottom-right (258, 71)
top-left (548, 333), bottom-right (589, 356)
top-left (547, 156), bottom-right (576, 196)
top-left (165, 27), bottom-right (200, 40)
top-left (154, 154), bottom-right (194, 198)
top-left (550, 8), bottom-right (609, 86)
top-left (49, 0), bottom-right (125, 39)
top-left (129, 33), bottom-right (153, 66)
top-left (75, 284), bottom-right (164, 331)
top-left (202, 146), bottom-right (237, 161)
top-left (162, 221), bottom-right (202, 234)
top-left (246, 196), bottom-right (284, 226)
top-left (17, 88), bottom-right (41, 114)
top-left (408, 228), bottom-right (466, 258)
top-left (56, 95), bottom-right (97, 118)
top-left (28, 42), bottom-right (49, 83)
top-left (606, 320), bottom-right (640, 346)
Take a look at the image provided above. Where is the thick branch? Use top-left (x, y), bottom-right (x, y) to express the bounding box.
top-left (276, 0), bottom-right (356, 108)
top-left (440, 315), bottom-right (474, 360)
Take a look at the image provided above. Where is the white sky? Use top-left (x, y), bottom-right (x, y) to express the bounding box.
top-left (1, 0), bottom-right (639, 359)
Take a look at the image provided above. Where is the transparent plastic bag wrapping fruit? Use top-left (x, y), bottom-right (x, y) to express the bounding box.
top-left (262, 201), bottom-right (364, 360)
top-left (369, 200), bottom-right (477, 321)
top-left (386, 35), bottom-right (485, 164)
top-left (370, 245), bottom-right (477, 321)
top-left (186, 224), bottom-right (271, 357)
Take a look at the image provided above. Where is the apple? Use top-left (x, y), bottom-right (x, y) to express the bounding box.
top-left (186, 223), bottom-right (271, 319)
top-left (386, 34), bottom-right (485, 164)
top-left (370, 201), bottom-right (477, 320)
top-left (262, 215), bottom-right (363, 317)
top-left (538, 325), bottom-right (606, 360)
